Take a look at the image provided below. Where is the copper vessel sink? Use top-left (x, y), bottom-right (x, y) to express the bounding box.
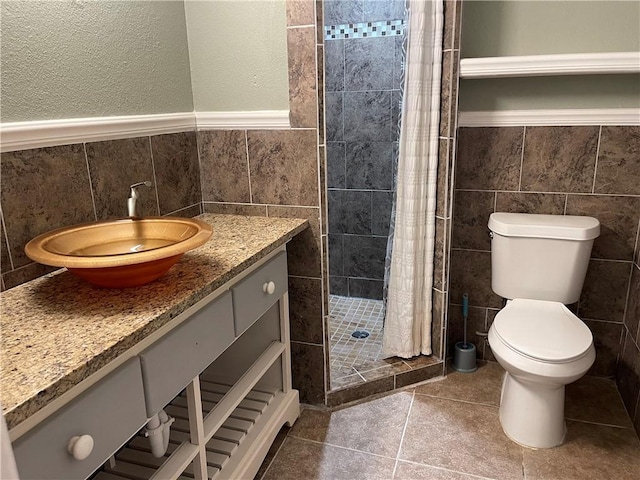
top-left (25, 217), bottom-right (213, 288)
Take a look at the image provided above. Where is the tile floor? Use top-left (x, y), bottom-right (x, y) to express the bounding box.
top-left (329, 295), bottom-right (385, 383)
top-left (257, 362), bottom-right (640, 480)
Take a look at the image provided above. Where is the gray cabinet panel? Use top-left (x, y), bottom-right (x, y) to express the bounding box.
top-left (12, 359), bottom-right (147, 480)
top-left (139, 292), bottom-right (235, 416)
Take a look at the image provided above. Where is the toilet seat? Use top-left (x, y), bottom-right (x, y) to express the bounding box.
top-left (492, 299), bottom-right (593, 364)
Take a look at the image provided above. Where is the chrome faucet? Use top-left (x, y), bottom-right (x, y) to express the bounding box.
top-left (127, 181), bottom-right (152, 217)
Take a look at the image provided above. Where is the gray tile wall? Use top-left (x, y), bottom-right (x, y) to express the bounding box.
top-left (325, 0), bottom-right (406, 299)
top-left (0, 132), bottom-right (202, 289)
top-left (449, 125), bottom-right (640, 436)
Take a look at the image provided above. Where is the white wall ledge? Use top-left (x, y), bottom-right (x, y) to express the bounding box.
top-left (458, 108), bottom-right (640, 127)
top-left (0, 110), bottom-right (291, 152)
top-left (460, 52), bottom-right (640, 78)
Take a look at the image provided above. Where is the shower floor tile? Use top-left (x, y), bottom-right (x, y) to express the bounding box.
top-left (258, 364), bottom-right (640, 480)
top-left (329, 295), bottom-right (386, 387)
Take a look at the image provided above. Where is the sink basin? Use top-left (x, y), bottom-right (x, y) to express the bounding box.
top-left (25, 217), bottom-right (213, 288)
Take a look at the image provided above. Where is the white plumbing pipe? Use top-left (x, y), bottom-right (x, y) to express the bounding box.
top-left (144, 409), bottom-right (174, 458)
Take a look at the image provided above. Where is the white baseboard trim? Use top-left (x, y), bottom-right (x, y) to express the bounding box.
top-left (0, 110), bottom-right (293, 152)
top-left (460, 52), bottom-right (640, 78)
top-left (458, 108), bottom-right (640, 127)
top-left (196, 110), bottom-right (290, 130)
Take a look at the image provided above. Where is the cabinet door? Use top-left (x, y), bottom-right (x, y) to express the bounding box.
top-left (12, 358), bottom-right (147, 480)
top-left (139, 292), bottom-right (235, 417)
top-left (231, 252), bottom-right (288, 336)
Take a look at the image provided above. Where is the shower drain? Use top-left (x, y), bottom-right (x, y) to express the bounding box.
top-left (351, 330), bottom-right (370, 339)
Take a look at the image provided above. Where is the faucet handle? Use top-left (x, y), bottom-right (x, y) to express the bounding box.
top-left (129, 181), bottom-right (152, 197)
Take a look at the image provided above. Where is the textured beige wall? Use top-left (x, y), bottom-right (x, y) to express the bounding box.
top-left (184, 0), bottom-right (289, 112)
top-left (0, 1), bottom-right (194, 122)
top-left (460, 1), bottom-right (640, 111)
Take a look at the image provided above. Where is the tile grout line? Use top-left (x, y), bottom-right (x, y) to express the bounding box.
top-left (148, 137), bottom-right (162, 215)
top-left (392, 390), bottom-right (415, 479)
top-left (591, 125), bottom-right (603, 194)
top-left (244, 130), bottom-right (253, 203)
top-left (286, 434), bottom-right (399, 462)
top-left (455, 188), bottom-right (640, 198)
top-left (257, 433), bottom-right (291, 480)
top-left (83, 143), bottom-right (98, 222)
top-left (517, 126), bottom-right (526, 192)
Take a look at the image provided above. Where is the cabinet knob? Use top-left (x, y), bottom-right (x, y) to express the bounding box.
top-left (67, 434), bottom-right (94, 461)
top-left (263, 281), bottom-right (276, 295)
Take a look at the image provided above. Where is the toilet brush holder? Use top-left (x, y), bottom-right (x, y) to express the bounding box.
top-left (453, 341), bottom-right (477, 373)
top-left (453, 293), bottom-right (477, 373)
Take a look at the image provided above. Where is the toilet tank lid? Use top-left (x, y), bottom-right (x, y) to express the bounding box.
top-left (488, 213), bottom-right (600, 240)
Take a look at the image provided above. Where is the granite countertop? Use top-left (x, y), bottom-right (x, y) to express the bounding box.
top-left (0, 213), bottom-right (308, 430)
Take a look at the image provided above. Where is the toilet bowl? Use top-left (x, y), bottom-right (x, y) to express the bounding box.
top-left (488, 298), bottom-right (595, 449)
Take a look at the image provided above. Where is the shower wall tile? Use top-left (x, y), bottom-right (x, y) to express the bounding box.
top-left (371, 190), bottom-right (393, 236)
top-left (432, 289), bottom-right (445, 359)
top-left (566, 195), bottom-right (640, 261)
top-left (363, 0), bottom-right (405, 22)
top-left (521, 126), bottom-right (599, 193)
top-left (443, 0), bottom-right (455, 50)
top-left (151, 132), bottom-right (201, 215)
top-left (330, 275), bottom-right (349, 296)
top-left (343, 234), bottom-right (387, 279)
top-left (495, 192), bottom-right (566, 215)
top-left (324, 0), bottom-right (363, 25)
top-left (436, 138), bottom-right (450, 218)
top-left (433, 218), bottom-right (446, 291)
top-left (439, 50), bottom-right (452, 138)
top-left (198, 130), bottom-right (251, 203)
top-left (247, 130), bottom-right (318, 206)
top-left (288, 27), bottom-right (318, 128)
top-left (86, 137), bottom-right (159, 219)
top-left (327, 142), bottom-right (346, 188)
top-left (328, 189), bottom-right (371, 234)
top-left (585, 319), bottom-right (624, 378)
top-left (344, 91), bottom-right (392, 142)
top-left (344, 37), bottom-right (395, 91)
top-left (345, 142), bottom-right (394, 190)
top-left (579, 259), bottom-right (632, 323)
top-left (326, 92), bottom-right (344, 141)
top-left (1, 144), bottom-right (95, 269)
top-left (449, 249), bottom-right (502, 309)
top-left (268, 206), bottom-right (322, 278)
top-left (452, 190), bottom-right (494, 251)
top-left (287, 0), bottom-right (315, 26)
top-left (317, 46), bottom-right (326, 146)
top-left (316, 0), bottom-right (324, 43)
top-left (328, 233), bottom-right (344, 275)
top-left (289, 276), bottom-right (325, 344)
top-left (349, 278), bottom-right (383, 300)
top-left (291, 341), bottom-right (326, 404)
top-left (594, 126), bottom-right (640, 195)
top-left (325, 39), bottom-right (344, 92)
top-left (455, 127), bottom-right (523, 191)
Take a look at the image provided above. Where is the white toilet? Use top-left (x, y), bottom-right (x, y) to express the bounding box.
top-left (487, 212), bottom-right (600, 449)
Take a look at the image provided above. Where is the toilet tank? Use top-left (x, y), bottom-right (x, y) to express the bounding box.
top-left (488, 213), bottom-right (600, 303)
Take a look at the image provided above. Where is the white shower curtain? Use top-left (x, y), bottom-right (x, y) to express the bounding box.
top-left (383, 0), bottom-right (443, 358)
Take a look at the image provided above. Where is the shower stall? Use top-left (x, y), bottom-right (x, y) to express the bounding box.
top-left (324, 0), bottom-right (407, 386)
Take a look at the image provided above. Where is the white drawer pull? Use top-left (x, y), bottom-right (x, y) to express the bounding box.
top-left (67, 435), bottom-right (94, 461)
top-left (263, 281), bottom-right (276, 295)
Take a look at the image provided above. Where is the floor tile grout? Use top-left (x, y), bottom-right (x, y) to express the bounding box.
top-left (392, 389), bottom-right (415, 479)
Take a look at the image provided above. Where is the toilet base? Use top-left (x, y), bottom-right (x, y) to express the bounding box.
top-left (499, 372), bottom-right (566, 449)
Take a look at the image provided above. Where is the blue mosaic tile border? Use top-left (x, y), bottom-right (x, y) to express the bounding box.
top-left (325, 19), bottom-right (405, 40)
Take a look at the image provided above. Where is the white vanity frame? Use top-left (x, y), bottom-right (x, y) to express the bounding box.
top-left (10, 246), bottom-right (299, 480)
